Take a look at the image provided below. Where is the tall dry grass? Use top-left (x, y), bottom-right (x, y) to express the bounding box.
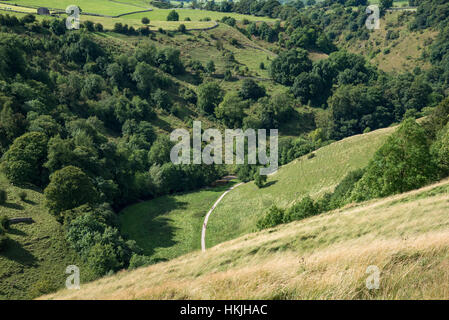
top-left (42, 179), bottom-right (449, 300)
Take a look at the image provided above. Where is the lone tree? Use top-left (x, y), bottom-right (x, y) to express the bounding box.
top-left (44, 166), bottom-right (98, 219)
top-left (178, 23), bottom-right (186, 33)
top-left (141, 17), bottom-right (150, 25)
top-left (167, 10), bottom-right (179, 21)
top-left (205, 60), bottom-right (215, 74)
top-left (254, 170), bottom-right (267, 188)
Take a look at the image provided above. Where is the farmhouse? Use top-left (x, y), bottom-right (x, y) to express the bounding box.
top-left (37, 7), bottom-right (50, 15)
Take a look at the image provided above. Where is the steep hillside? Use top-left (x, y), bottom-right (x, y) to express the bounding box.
top-left (43, 178), bottom-right (449, 299)
top-left (207, 125), bottom-right (395, 247)
top-left (0, 175), bottom-right (91, 299)
top-left (339, 11), bottom-right (437, 72)
top-left (120, 125), bottom-right (395, 262)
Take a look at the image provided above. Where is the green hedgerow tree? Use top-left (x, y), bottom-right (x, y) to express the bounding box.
top-left (351, 118), bottom-right (436, 202)
top-left (167, 10), bottom-right (179, 21)
top-left (44, 166), bottom-right (98, 219)
top-left (1, 132), bottom-right (48, 186)
top-left (178, 23), bottom-right (186, 33)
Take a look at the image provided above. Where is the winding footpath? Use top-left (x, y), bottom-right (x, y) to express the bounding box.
top-left (201, 182), bottom-right (243, 252)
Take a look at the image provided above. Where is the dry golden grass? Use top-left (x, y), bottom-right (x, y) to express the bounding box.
top-left (42, 178), bottom-right (449, 300)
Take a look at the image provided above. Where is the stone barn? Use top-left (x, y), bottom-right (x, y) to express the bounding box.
top-left (37, 7), bottom-right (50, 15)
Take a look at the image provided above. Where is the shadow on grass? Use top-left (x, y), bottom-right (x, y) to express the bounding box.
top-left (23, 199), bottom-right (37, 205)
top-left (262, 180), bottom-right (277, 188)
top-left (2, 202), bottom-right (24, 210)
top-left (121, 196), bottom-right (188, 257)
top-left (0, 239), bottom-right (37, 266)
top-left (6, 227), bottom-right (27, 237)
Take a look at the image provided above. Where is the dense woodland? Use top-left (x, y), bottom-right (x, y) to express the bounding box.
top-left (0, 0), bottom-right (449, 284)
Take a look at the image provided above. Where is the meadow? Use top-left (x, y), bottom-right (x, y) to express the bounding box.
top-left (119, 182), bottom-right (238, 262)
top-left (8, 0), bottom-right (144, 15)
top-left (42, 178), bottom-right (449, 299)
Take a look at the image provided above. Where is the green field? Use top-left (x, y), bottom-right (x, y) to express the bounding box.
top-left (119, 125), bottom-right (395, 263)
top-left (119, 182), bottom-right (238, 262)
top-left (206, 126), bottom-right (396, 247)
top-left (9, 0), bottom-right (145, 15)
top-left (0, 175), bottom-right (91, 299)
top-left (43, 179), bottom-right (449, 299)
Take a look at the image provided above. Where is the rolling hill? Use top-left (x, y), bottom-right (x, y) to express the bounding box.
top-left (120, 125), bottom-right (396, 263)
top-left (42, 178), bottom-right (449, 299)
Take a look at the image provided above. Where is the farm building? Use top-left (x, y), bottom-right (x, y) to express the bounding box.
top-left (37, 7), bottom-right (50, 15)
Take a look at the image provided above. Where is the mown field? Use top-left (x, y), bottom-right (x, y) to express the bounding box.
top-left (42, 178), bottom-right (449, 299)
top-left (0, 175), bottom-right (91, 300)
top-left (4, 1), bottom-right (276, 31)
top-left (7, 0), bottom-right (144, 15)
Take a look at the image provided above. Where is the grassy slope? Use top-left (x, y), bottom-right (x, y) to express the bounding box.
top-left (43, 178), bottom-right (449, 299)
top-left (0, 175), bottom-right (90, 300)
top-left (206, 126), bottom-right (395, 248)
top-left (119, 125), bottom-right (395, 263)
top-left (340, 11), bottom-right (437, 72)
top-left (119, 182), bottom-right (238, 261)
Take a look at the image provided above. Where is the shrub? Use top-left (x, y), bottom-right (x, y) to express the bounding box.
top-left (141, 17), bottom-right (150, 25)
top-left (18, 191), bottom-right (27, 201)
top-left (254, 171), bottom-right (267, 188)
top-left (283, 196), bottom-right (317, 223)
top-left (87, 243), bottom-right (120, 277)
top-left (128, 254), bottom-right (155, 270)
top-left (0, 215), bottom-right (10, 230)
top-left (0, 189), bottom-right (6, 205)
top-left (178, 24), bottom-right (186, 33)
top-left (94, 23), bottom-right (103, 32)
top-left (256, 205), bottom-right (285, 230)
top-left (28, 279), bottom-right (58, 298)
top-left (167, 10), bottom-right (179, 21)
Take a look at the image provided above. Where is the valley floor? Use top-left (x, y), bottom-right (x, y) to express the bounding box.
top-left (43, 178), bottom-right (449, 299)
